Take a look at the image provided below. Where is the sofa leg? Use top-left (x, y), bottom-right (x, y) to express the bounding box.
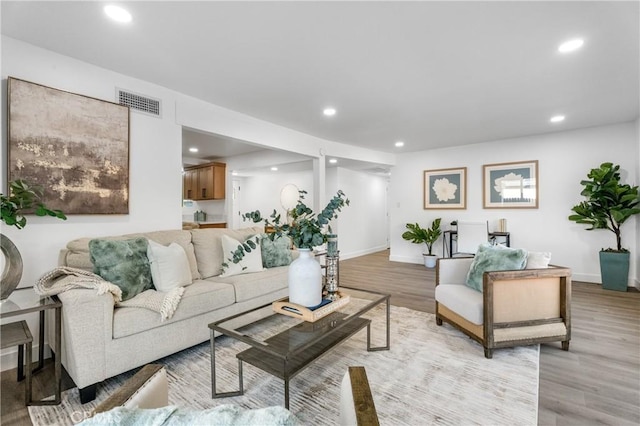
top-left (435, 317), bottom-right (443, 326)
top-left (561, 340), bottom-right (570, 351)
top-left (79, 384), bottom-right (97, 404)
top-left (484, 348), bottom-right (493, 359)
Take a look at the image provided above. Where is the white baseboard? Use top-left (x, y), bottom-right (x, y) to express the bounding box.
top-left (388, 254), bottom-right (423, 264)
top-left (1, 344), bottom-right (51, 372)
top-left (340, 245), bottom-right (389, 261)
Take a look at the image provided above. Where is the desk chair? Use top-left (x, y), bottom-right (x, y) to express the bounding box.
top-left (452, 221), bottom-right (488, 257)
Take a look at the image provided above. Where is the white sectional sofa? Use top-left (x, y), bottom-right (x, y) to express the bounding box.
top-left (50, 226), bottom-right (291, 403)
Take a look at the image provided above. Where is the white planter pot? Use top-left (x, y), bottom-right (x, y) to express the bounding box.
top-left (288, 248), bottom-right (323, 307)
top-left (423, 254), bottom-right (437, 268)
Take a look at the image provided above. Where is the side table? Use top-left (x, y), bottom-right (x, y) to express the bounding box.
top-left (0, 287), bottom-right (62, 405)
top-left (0, 320), bottom-right (32, 405)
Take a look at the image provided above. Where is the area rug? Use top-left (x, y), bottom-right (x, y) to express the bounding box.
top-left (29, 305), bottom-right (539, 425)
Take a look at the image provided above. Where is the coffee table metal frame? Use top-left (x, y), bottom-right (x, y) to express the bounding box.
top-left (209, 287), bottom-right (390, 409)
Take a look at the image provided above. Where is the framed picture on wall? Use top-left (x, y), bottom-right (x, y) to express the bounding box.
top-left (483, 160), bottom-right (538, 208)
top-left (8, 77), bottom-right (130, 214)
top-left (423, 167), bottom-right (467, 209)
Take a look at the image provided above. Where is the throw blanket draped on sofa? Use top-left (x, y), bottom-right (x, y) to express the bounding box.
top-left (35, 267), bottom-right (185, 321)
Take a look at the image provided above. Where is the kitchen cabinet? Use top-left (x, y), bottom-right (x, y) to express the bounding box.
top-left (183, 162), bottom-right (226, 200)
top-left (183, 169), bottom-right (198, 200)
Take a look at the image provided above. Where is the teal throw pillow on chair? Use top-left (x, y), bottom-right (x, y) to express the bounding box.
top-left (465, 244), bottom-right (528, 292)
top-left (89, 237), bottom-right (153, 301)
top-left (260, 234), bottom-right (293, 268)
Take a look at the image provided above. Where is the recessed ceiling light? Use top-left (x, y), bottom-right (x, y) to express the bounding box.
top-left (329, 158), bottom-right (338, 164)
top-left (550, 115), bottom-right (565, 123)
top-left (271, 167), bottom-right (278, 171)
top-left (104, 5), bottom-right (132, 23)
top-left (558, 38), bottom-right (584, 53)
top-left (395, 141), bottom-right (405, 147)
top-left (231, 171), bottom-right (238, 176)
top-left (189, 147), bottom-right (199, 153)
top-left (323, 107), bottom-right (336, 117)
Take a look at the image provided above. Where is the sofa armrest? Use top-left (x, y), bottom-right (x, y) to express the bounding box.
top-left (340, 366), bottom-right (379, 426)
top-left (436, 258), bottom-right (475, 286)
top-left (53, 289), bottom-right (115, 389)
top-left (92, 364), bottom-right (168, 416)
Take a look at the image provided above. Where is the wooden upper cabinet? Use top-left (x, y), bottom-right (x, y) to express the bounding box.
top-left (212, 163), bottom-right (226, 199)
top-left (183, 162), bottom-right (226, 200)
top-left (183, 169), bottom-right (198, 200)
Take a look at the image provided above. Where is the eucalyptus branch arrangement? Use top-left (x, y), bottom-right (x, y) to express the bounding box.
top-left (1, 179), bottom-right (67, 229)
top-left (222, 190), bottom-right (349, 268)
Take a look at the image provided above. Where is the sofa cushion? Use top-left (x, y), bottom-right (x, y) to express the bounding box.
top-left (147, 240), bottom-right (192, 293)
top-left (207, 265), bottom-right (289, 303)
top-left (465, 244), bottom-right (528, 292)
top-left (89, 238), bottom-right (153, 301)
top-left (220, 235), bottom-right (265, 278)
top-left (191, 227), bottom-right (264, 279)
top-left (113, 280), bottom-right (236, 339)
top-left (435, 284), bottom-right (484, 325)
top-left (260, 234), bottom-right (293, 268)
top-left (64, 230), bottom-right (201, 280)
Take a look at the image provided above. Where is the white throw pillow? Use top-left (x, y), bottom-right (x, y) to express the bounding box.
top-left (220, 234), bottom-right (264, 277)
top-left (147, 239), bottom-right (193, 292)
top-left (525, 251), bottom-right (552, 269)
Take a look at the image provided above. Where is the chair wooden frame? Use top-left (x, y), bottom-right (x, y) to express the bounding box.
top-left (435, 258), bottom-right (572, 358)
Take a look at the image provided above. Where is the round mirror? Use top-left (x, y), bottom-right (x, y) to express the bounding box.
top-left (280, 183), bottom-right (300, 211)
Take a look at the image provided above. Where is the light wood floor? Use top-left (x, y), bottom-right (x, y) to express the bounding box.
top-left (2, 250), bottom-right (639, 425)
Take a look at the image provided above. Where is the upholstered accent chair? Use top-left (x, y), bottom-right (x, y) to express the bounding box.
top-left (435, 257), bottom-right (571, 358)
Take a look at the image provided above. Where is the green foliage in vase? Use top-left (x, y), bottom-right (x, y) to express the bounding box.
top-left (222, 190), bottom-right (349, 269)
top-left (1, 179), bottom-right (67, 229)
top-left (402, 218), bottom-right (442, 256)
top-left (568, 162), bottom-right (640, 252)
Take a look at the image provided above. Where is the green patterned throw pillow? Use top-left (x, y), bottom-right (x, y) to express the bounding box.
top-left (89, 238), bottom-right (153, 301)
top-left (465, 244), bottom-right (528, 292)
top-left (260, 234), bottom-right (293, 268)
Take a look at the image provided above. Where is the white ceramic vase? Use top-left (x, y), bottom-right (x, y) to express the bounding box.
top-left (288, 248), bottom-right (323, 307)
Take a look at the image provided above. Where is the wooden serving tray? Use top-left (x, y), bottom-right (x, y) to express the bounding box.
top-left (272, 292), bottom-right (351, 322)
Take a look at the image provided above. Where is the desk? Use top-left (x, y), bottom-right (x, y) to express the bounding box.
top-left (0, 287), bottom-right (62, 405)
top-left (443, 230), bottom-right (511, 258)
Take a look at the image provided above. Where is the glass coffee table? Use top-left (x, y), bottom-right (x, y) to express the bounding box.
top-left (209, 287), bottom-right (390, 408)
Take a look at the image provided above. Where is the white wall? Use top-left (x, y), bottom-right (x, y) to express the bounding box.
top-left (235, 170), bottom-right (314, 227)
top-left (231, 166), bottom-right (388, 260)
top-left (389, 122), bottom-right (639, 287)
top-left (328, 168), bottom-right (389, 259)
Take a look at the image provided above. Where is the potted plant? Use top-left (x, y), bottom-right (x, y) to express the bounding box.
top-left (1, 179), bottom-right (66, 300)
top-left (402, 218), bottom-right (442, 268)
top-left (225, 189), bottom-right (349, 307)
top-left (568, 162), bottom-right (640, 291)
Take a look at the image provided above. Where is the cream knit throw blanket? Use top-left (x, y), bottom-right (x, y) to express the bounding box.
top-left (35, 267), bottom-right (185, 321)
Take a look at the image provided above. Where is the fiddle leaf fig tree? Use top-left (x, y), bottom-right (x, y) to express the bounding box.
top-left (568, 162), bottom-right (640, 252)
top-left (402, 218), bottom-right (442, 256)
top-left (1, 179), bottom-right (67, 229)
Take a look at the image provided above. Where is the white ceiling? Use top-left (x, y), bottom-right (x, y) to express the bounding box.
top-left (2, 1), bottom-right (638, 157)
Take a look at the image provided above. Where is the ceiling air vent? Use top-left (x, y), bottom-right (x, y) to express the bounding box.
top-left (116, 88), bottom-right (161, 117)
